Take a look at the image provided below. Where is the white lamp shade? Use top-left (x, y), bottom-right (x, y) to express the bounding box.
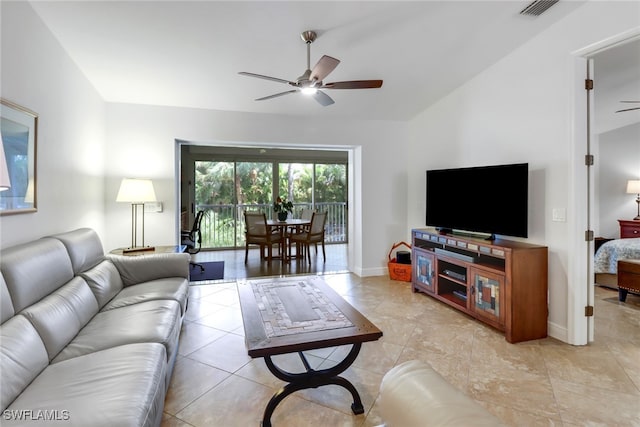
top-left (626, 180), bottom-right (640, 194)
top-left (0, 135), bottom-right (11, 192)
top-left (116, 178), bottom-right (157, 203)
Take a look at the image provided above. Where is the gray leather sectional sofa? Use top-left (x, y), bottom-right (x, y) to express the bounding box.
top-left (0, 228), bottom-right (190, 426)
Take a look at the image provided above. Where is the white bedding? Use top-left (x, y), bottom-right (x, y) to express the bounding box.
top-left (594, 238), bottom-right (640, 274)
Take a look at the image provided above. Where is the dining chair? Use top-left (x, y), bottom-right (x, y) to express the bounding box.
top-left (300, 208), bottom-right (314, 221)
top-left (288, 211), bottom-right (327, 264)
top-left (244, 211), bottom-right (283, 264)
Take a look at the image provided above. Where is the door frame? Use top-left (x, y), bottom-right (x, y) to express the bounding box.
top-left (174, 139), bottom-right (361, 274)
top-left (568, 28), bottom-right (640, 345)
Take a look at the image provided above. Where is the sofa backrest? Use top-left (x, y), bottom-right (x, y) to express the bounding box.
top-left (0, 273), bottom-right (14, 324)
top-left (0, 315), bottom-right (49, 411)
top-left (21, 276), bottom-right (99, 361)
top-left (0, 237), bottom-right (74, 313)
top-left (80, 260), bottom-right (124, 309)
top-left (51, 228), bottom-right (105, 274)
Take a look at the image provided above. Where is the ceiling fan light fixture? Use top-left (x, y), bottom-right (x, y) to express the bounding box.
top-left (238, 29), bottom-right (382, 106)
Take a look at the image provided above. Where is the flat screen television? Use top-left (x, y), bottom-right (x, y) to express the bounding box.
top-left (425, 163), bottom-right (528, 239)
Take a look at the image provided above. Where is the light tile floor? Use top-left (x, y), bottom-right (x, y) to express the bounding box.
top-left (162, 249), bottom-right (640, 426)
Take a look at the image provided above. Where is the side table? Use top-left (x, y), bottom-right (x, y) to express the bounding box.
top-left (110, 245), bottom-right (186, 256)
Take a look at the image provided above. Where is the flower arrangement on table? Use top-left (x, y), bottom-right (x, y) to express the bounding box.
top-left (274, 196), bottom-right (293, 221)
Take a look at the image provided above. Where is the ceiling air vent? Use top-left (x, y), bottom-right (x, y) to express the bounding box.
top-left (519, 0), bottom-right (559, 16)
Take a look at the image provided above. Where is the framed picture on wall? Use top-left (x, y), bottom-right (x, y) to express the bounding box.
top-left (0, 99), bottom-right (37, 215)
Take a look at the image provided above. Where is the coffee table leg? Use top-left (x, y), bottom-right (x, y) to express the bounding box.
top-left (260, 343), bottom-right (364, 426)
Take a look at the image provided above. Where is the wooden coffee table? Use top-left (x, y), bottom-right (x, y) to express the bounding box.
top-left (237, 276), bottom-right (382, 427)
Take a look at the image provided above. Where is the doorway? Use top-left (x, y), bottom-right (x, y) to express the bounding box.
top-left (570, 30), bottom-right (640, 345)
top-left (179, 143), bottom-right (349, 251)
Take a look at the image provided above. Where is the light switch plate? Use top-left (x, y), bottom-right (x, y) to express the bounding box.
top-left (552, 208), bottom-right (566, 222)
top-left (145, 202), bottom-right (163, 213)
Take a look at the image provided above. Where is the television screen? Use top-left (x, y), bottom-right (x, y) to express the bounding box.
top-left (426, 163), bottom-right (528, 238)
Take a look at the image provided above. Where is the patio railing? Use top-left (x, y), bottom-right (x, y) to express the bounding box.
top-left (195, 202), bottom-right (347, 249)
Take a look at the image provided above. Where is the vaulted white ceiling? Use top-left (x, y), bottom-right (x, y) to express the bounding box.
top-left (30, 1), bottom-right (590, 121)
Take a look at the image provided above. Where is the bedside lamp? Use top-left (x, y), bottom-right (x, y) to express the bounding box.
top-left (116, 178), bottom-right (157, 253)
top-left (627, 179), bottom-right (640, 220)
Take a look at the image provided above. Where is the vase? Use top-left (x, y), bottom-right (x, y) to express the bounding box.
top-left (277, 212), bottom-right (288, 221)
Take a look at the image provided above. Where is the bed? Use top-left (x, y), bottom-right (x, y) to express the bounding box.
top-left (594, 237), bottom-right (640, 289)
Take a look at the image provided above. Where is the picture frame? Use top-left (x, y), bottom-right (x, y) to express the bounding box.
top-left (0, 99), bottom-right (38, 215)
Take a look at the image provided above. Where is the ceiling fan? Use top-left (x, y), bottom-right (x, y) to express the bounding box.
top-left (238, 30), bottom-right (383, 106)
top-left (615, 101), bottom-right (640, 113)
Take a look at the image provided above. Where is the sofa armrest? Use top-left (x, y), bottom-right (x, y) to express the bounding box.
top-left (379, 360), bottom-right (506, 427)
top-left (107, 253), bottom-right (190, 287)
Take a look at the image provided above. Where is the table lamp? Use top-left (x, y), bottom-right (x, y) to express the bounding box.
top-left (116, 178), bottom-right (157, 253)
top-left (0, 135), bottom-right (11, 192)
top-left (627, 179), bottom-right (640, 220)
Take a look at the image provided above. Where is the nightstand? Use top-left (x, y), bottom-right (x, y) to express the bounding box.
top-left (618, 219), bottom-right (640, 239)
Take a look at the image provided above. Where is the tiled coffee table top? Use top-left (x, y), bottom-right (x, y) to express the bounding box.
top-left (250, 278), bottom-right (354, 338)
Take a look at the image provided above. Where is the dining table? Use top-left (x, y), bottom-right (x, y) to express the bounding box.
top-left (266, 218), bottom-right (311, 262)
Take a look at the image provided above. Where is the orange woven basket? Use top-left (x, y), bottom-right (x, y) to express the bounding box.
top-left (388, 241), bottom-right (412, 282)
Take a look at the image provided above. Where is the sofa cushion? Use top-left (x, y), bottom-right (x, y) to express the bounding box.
top-left (1, 315), bottom-right (49, 410)
top-left (53, 299), bottom-right (181, 364)
top-left (103, 277), bottom-right (189, 315)
top-left (51, 228), bottom-right (105, 274)
top-left (21, 277), bottom-right (99, 361)
top-left (0, 273), bottom-right (15, 323)
top-left (0, 237), bottom-right (74, 312)
top-left (79, 260), bottom-right (124, 309)
top-left (3, 343), bottom-right (166, 427)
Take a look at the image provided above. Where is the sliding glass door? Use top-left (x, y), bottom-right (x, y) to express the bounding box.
top-left (182, 147), bottom-right (347, 250)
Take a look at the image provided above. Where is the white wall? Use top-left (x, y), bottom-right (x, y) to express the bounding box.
top-left (4, 0), bottom-right (638, 344)
top-left (0, 2), bottom-right (106, 249)
top-left (597, 123), bottom-right (640, 238)
top-left (104, 103), bottom-right (408, 275)
top-left (407, 1), bottom-right (640, 342)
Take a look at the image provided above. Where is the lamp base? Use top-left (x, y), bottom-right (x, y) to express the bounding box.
top-left (122, 246), bottom-right (156, 254)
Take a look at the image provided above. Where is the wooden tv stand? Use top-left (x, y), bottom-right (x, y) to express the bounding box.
top-left (411, 228), bottom-right (548, 343)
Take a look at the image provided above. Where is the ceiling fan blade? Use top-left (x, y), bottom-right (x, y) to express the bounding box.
top-left (238, 72), bottom-right (295, 85)
top-left (322, 80), bottom-right (383, 89)
top-left (255, 90), bottom-right (298, 101)
top-left (312, 90), bottom-right (335, 106)
top-left (615, 107), bottom-right (640, 113)
top-left (309, 55), bottom-right (340, 82)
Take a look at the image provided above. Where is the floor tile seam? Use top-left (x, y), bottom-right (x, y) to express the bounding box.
top-left (182, 353), bottom-right (252, 378)
top-left (162, 412), bottom-right (197, 427)
top-left (541, 347), bottom-right (640, 396)
top-left (170, 373), bottom-right (256, 422)
top-left (177, 337), bottom-right (225, 358)
top-left (183, 310), bottom-right (235, 325)
top-left (196, 299), bottom-right (240, 310)
top-left (287, 388), bottom-right (372, 419)
top-left (179, 329), bottom-right (239, 356)
top-left (164, 376), bottom-right (230, 418)
top-left (552, 372), bottom-right (640, 397)
top-left (542, 364), bottom-right (586, 425)
top-left (606, 352), bottom-right (640, 395)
